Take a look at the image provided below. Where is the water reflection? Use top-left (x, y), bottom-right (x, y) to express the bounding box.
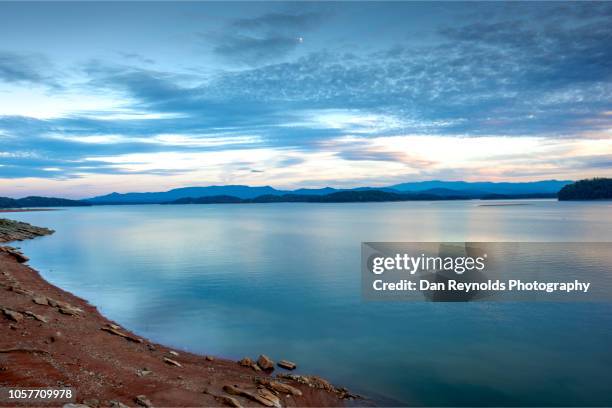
top-left (3, 200), bottom-right (612, 406)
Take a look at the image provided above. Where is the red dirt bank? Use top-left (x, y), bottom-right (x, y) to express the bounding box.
top-left (0, 219), bottom-right (351, 408)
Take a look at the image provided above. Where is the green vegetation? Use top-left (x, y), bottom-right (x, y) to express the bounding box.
top-left (558, 178), bottom-right (612, 201)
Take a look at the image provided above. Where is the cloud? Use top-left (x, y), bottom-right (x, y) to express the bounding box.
top-left (1, 3), bottom-right (611, 190)
top-left (231, 12), bottom-right (323, 32)
top-left (338, 149), bottom-right (408, 163)
top-left (117, 52), bottom-right (155, 65)
top-left (0, 51), bottom-right (58, 87)
top-left (213, 35), bottom-right (302, 65)
top-left (211, 12), bottom-right (322, 64)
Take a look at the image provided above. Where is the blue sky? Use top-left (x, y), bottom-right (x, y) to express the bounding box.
top-left (0, 1), bottom-right (611, 198)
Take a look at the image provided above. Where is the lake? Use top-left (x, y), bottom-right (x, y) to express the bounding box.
top-left (3, 200), bottom-right (612, 406)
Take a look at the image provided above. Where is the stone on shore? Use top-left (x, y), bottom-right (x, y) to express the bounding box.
top-left (259, 379), bottom-right (302, 397)
top-left (0, 246), bottom-right (29, 263)
top-left (0, 218), bottom-right (54, 243)
top-left (59, 306), bottom-right (82, 316)
top-left (9, 286), bottom-right (33, 296)
top-left (32, 295), bottom-right (49, 305)
top-left (223, 385), bottom-right (275, 407)
top-left (256, 387), bottom-right (282, 408)
top-left (2, 308), bottom-right (23, 322)
top-left (239, 357), bottom-right (253, 367)
top-left (257, 354), bottom-right (275, 371)
top-left (277, 374), bottom-right (336, 392)
top-left (277, 360), bottom-right (297, 370)
top-left (136, 368), bottom-right (152, 377)
top-left (217, 395), bottom-right (242, 408)
top-left (204, 389), bottom-right (243, 408)
top-left (238, 357), bottom-right (261, 371)
top-left (134, 395), bottom-right (153, 408)
top-left (101, 326), bottom-right (143, 343)
top-left (24, 310), bottom-right (48, 323)
top-left (163, 357), bottom-right (182, 367)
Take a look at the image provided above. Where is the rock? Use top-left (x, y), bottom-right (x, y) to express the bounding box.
top-left (136, 368), bottom-right (152, 377)
top-left (222, 385), bottom-right (241, 396)
top-left (277, 374), bottom-right (336, 392)
top-left (32, 295), bottom-right (49, 306)
top-left (238, 357), bottom-right (253, 367)
top-left (256, 388), bottom-right (282, 408)
top-left (134, 395), bottom-right (153, 408)
top-left (83, 399), bottom-right (100, 407)
top-left (257, 355), bottom-right (274, 371)
top-left (214, 394), bottom-right (242, 408)
top-left (101, 326), bottom-right (143, 343)
top-left (338, 389), bottom-right (361, 400)
top-left (10, 286), bottom-right (34, 296)
top-left (204, 388), bottom-right (242, 408)
top-left (259, 380), bottom-right (302, 397)
top-left (47, 298), bottom-right (75, 309)
top-left (24, 310), bottom-right (48, 323)
top-left (0, 219), bottom-right (54, 244)
top-left (63, 404), bottom-right (91, 408)
top-left (0, 246), bottom-right (29, 263)
top-left (46, 298), bottom-right (60, 307)
top-left (277, 360), bottom-right (296, 370)
top-left (49, 299), bottom-right (83, 314)
top-left (168, 350), bottom-right (179, 356)
top-left (238, 357), bottom-right (261, 371)
top-left (2, 308), bottom-right (23, 322)
top-left (205, 355), bottom-right (214, 361)
top-left (223, 385), bottom-right (275, 407)
top-left (147, 344), bottom-right (156, 352)
top-left (109, 401), bottom-right (130, 408)
top-left (108, 323), bottom-right (120, 330)
top-left (59, 306), bottom-right (81, 316)
top-left (163, 357), bottom-right (182, 367)
top-left (46, 298), bottom-right (84, 315)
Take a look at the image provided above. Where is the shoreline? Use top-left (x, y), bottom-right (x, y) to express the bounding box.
top-left (0, 219), bottom-right (354, 407)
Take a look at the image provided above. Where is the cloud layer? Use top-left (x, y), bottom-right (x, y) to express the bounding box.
top-left (0, 2), bottom-right (610, 197)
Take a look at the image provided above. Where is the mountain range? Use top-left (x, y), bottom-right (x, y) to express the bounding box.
top-left (87, 180), bottom-right (572, 204)
top-left (0, 196), bottom-right (91, 208)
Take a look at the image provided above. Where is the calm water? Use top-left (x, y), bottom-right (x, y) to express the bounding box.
top-left (4, 200), bottom-right (612, 406)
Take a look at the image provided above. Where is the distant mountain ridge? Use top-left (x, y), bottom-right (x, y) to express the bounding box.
top-left (168, 190), bottom-right (471, 205)
top-left (87, 180), bottom-right (572, 204)
top-left (388, 180), bottom-right (571, 195)
top-left (0, 196), bottom-right (91, 208)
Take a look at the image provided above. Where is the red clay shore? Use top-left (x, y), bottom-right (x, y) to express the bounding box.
top-left (0, 219), bottom-right (354, 408)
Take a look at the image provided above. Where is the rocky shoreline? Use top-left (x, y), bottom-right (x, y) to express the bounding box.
top-left (0, 218), bottom-right (356, 407)
top-left (0, 218), bottom-right (54, 244)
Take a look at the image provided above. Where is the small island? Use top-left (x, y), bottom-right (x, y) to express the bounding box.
top-left (558, 178), bottom-right (612, 201)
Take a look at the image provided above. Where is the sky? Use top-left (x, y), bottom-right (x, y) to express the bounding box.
top-left (0, 1), bottom-right (611, 198)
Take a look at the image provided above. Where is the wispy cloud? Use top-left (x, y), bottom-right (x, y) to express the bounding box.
top-left (0, 51), bottom-right (59, 87)
top-left (210, 12), bottom-right (323, 64)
